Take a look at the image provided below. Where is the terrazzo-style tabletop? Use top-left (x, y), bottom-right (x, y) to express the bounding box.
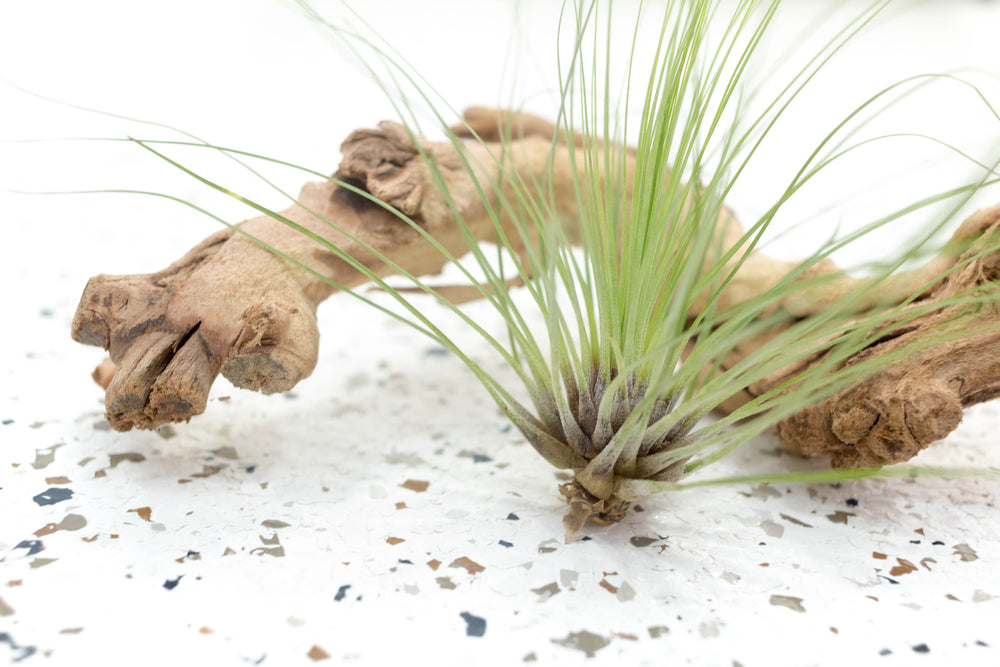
top-left (2, 1), bottom-right (999, 665)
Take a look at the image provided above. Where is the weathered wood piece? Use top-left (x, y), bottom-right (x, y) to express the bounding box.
top-left (72, 109), bottom-right (1000, 470)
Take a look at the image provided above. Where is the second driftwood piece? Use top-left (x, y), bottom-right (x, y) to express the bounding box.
top-left (72, 109), bottom-right (1000, 469)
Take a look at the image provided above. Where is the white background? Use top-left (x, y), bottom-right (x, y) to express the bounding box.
top-left (2, 1), bottom-right (1000, 665)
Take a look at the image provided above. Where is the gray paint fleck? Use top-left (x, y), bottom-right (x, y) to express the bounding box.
top-left (953, 543), bottom-right (979, 562)
top-left (551, 631), bottom-right (610, 657)
top-left (0, 595), bottom-right (14, 617)
top-left (760, 520), bottom-right (784, 538)
top-left (460, 612), bottom-right (486, 637)
top-left (616, 582), bottom-right (636, 602)
top-left (56, 514), bottom-right (87, 532)
top-left (31, 444), bottom-right (65, 470)
top-left (531, 582), bottom-right (560, 602)
top-left (769, 595), bottom-right (806, 612)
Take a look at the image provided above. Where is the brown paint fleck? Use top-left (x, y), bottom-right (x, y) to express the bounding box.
top-left (199, 626), bottom-right (213, 634)
top-left (427, 559), bottom-right (441, 571)
top-left (6, 581), bottom-right (22, 588)
top-left (826, 511), bottom-right (855, 525)
top-left (395, 502), bottom-right (407, 510)
top-left (758, 562), bottom-right (770, 567)
top-left (889, 558), bottom-right (917, 577)
top-left (192, 465), bottom-right (223, 479)
top-left (616, 632), bottom-right (638, 641)
top-left (94, 469), bottom-right (107, 479)
top-left (34, 523), bottom-right (58, 537)
top-left (449, 557), bottom-right (485, 575)
top-left (946, 593), bottom-right (961, 601)
top-left (82, 535), bottom-right (99, 543)
top-left (866, 596), bottom-right (879, 602)
top-left (915, 528), bottom-right (925, 535)
top-left (307, 645), bottom-right (330, 661)
top-left (37, 516), bottom-right (85, 536)
top-left (599, 579), bottom-right (618, 594)
top-left (830, 627), bottom-right (839, 634)
top-left (401, 479), bottom-right (429, 493)
top-left (779, 513), bottom-right (813, 528)
top-left (386, 537), bottom-right (405, 545)
top-left (128, 507), bottom-right (152, 522)
top-left (872, 552), bottom-right (888, 560)
top-left (45, 476), bottom-right (71, 485)
top-left (920, 557), bottom-right (937, 571)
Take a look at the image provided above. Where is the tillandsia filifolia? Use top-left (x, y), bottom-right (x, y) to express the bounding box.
top-left (49, 0), bottom-right (1000, 540)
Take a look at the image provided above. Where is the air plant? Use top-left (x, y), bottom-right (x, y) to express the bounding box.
top-left (44, 0), bottom-right (1000, 539)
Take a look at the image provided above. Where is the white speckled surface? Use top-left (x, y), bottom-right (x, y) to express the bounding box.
top-left (2, 1), bottom-right (999, 665)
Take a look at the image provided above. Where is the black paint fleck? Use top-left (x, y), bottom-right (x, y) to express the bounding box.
top-left (32, 488), bottom-right (73, 506)
top-left (163, 576), bottom-right (183, 590)
top-left (334, 585), bottom-right (351, 601)
top-left (398, 559), bottom-right (413, 565)
top-left (910, 540), bottom-right (921, 545)
top-left (879, 649), bottom-right (892, 656)
top-left (878, 575), bottom-right (900, 585)
top-left (246, 466), bottom-right (256, 474)
top-left (498, 540), bottom-right (513, 548)
top-left (846, 498), bottom-right (859, 507)
top-left (2, 419), bottom-right (13, 426)
top-left (424, 346), bottom-right (449, 357)
top-left (975, 640), bottom-right (989, 647)
top-left (932, 541), bottom-right (945, 546)
top-left (14, 540), bottom-right (44, 556)
top-left (506, 513), bottom-right (519, 521)
top-left (460, 612), bottom-right (486, 637)
top-left (472, 454), bottom-right (492, 463)
top-left (0, 632), bottom-right (36, 662)
top-left (912, 644), bottom-right (930, 654)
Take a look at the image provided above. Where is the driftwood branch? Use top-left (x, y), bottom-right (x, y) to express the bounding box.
top-left (72, 108), bottom-right (1000, 468)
